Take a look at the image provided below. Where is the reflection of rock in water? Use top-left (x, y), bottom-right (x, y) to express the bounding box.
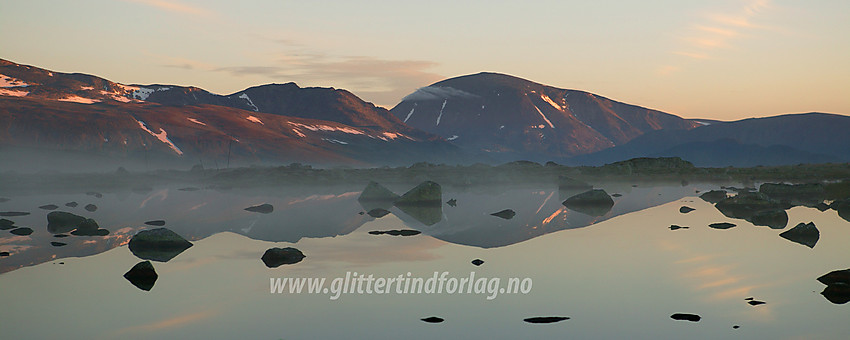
top-left (395, 181), bottom-right (442, 207)
top-left (368, 229), bottom-right (421, 236)
top-left (750, 209), bottom-right (788, 229)
top-left (421, 316), bottom-right (444, 323)
top-left (562, 189), bottom-right (614, 217)
top-left (69, 218), bottom-right (109, 236)
top-left (669, 225), bottom-right (689, 230)
top-left (357, 181), bottom-right (399, 202)
top-left (128, 228), bottom-right (193, 262)
top-left (261, 247), bottom-right (305, 268)
top-left (747, 300), bottom-right (766, 306)
top-left (759, 183), bottom-right (825, 207)
top-left (367, 208), bottom-right (391, 218)
top-left (679, 206), bottom-right (695, 213)
top-left (124, 261), bottom-right (158, 291)
top-left (471, 259), bottom-right (484, 266)
top-left (144, 220), bottom-right (166, 226)
top-left (395, 205), bottom-right (442, 226)
top-left (700, 190), bottom-right (728, 203)
top-left (709, 222), bottom-right (736, 230)
top-left (524, 316), bottom-right (570, 324)
top-left (490, 209), bottom-right (516, 220)
top-left (0, 212), bottom-right (30, 217)
top-left (0, 218), bottom-right (15, 230)
top-left (38, 204), bottom-right (58, 210)
top-left (9, 227), bottom-right (33, 236)
top-left (85, 191), bottom-right (103, 198)
top-left (244, 203), bottom-right (274, 214)
top-left (817, 269), bottom-right (850, 304)
top-left (50, 241), bottom-right (66, 247)
top-left (779, 222), bottom-right (819, 248)
top-left (670, 313), bottom-right (701, 322)
top-left (832, 199), bottom-right (850, 223)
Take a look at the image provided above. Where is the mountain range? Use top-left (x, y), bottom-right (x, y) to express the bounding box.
top-left (1, 57), bottom-right (847, 171)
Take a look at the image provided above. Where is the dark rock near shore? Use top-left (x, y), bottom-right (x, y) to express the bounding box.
top-left (562, 189), bottom-right (614, 216)
top-left (759, 182), bottom-right (825, 207)
top-left (709, 222), bottom-right (736, 230)
top-left (47, 211), bottom-right (88, 234)
top-left (124, 261), bottom-right (158, 291)
top-left (84, 204), bottom-right (98, 212)
top-left (261, 247), bottom-right (305, 268)
top-left (748, 300), bottom-right (766, 306)
top-left (39, 204), bottom-right (59, 210)
top-left (817, 269), bottom-right (850, 304)
top-left (715, 192), bottom-right (785, 220)
top-left (368, 229), bottom-right (421, 236)
top-left (65, 201), bottom-right (78, 207)
top-left (779, 222), bottom-right (819, 248)
top-left (0, 218), bottom-right (14, 230)
top-left (0, 251), bottom-right (9, 257)
top-left (421, 316), bottom-right (444, 323)
top-left (671, 313), bottom-right (701, 322)
top-left (128, 228), bottom-right (193, 262)
top-left (9, 227), bottom-right (33, 236)
top-left (144, 220), bottom-right (166, 226)
top-left (53, 234), bottom-right (69, 238)
top-left (244, 203), bottom-right (274, 214)
top-left (524, 316), bottom-right (570, 324)
top-left (490, 209), bottom-right (516, 220)
top-left (50, 241), bottom-right (67, 247)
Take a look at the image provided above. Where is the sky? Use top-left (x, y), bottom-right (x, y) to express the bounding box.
top-left (1, 0), bottom-right (848, 121)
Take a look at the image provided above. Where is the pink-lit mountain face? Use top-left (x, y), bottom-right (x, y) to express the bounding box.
top-left (390, 72), bottom-right (700, 162)
top-left (0, 59), bottom-right (468, 171)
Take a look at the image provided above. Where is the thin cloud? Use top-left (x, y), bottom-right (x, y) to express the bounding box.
top-left (124, 0), bottom-right (215, 18)
top-left (670, 0), bottom-right (774, 61)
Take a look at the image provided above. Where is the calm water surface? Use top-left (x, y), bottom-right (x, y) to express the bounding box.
top-left (1, 181), bottom-right (848, 339)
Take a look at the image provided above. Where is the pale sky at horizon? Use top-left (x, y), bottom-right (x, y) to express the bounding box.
top-left (2, 0), bottom-right (848, 121)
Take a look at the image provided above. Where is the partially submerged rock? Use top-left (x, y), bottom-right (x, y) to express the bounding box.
top-left (421, 316), bottom-right (444, 323)
top-left (128, 228), bottom-right (193, 262)
top-left (709, 222), bottom-right (736, 230)
top-left (47, 211), bottom-right (87, 234)
top-left (84, 204), bottom-right (98, 212)
top-left (368, 229), bottom-right (421, 236)
top-left (244, 203), bottom-right (274, 214)
top-left (69, 218), bottom-right (109, 236)
top-left (0, 251), bottom-right (9, 257)
top-left (50, 241), bottom-right (67, 247)
top-left (395, 181), bottom-right (442, 207)
top-left (699, 190), bottom-right (728, 203)
top-left (779, 222), bottom-right (819, 248)
top-left (471, 259), bottom-right (484, 266)
top-left (750, 209), bottom-right (788, 229)
top-left (357, 181), bottom-right (400, 202)
top-left (817, 269), bottom-right (850, 304)
top-left (562, 189), bottom-right (614, 216)
top-left (65, 201), bottom-right (78, 208)
top-left (367, 208), bottom-right (391, 218)
top-left (524, 316), bottom-right (570, 324)
top-left (86, 191), bottom-right (103, 198)
top-left (715, 192), bottom-right (786, 220)
top-left (123, 261), bottom-right (158, 291)
top-left (144, 220), bottom-right (166, 226)
top-left (669, 225), bottom-right (689, 231)
top-left (747, 300), bottom-right (766, 306)
top-left (446, 198), bottom-right (457, 207)
top-left (759, 182), bottom-right (825, 207)
top-left (0, 218), bottom-right (14, 230)
top-left (38, 204), bottom-right (58, 210)
top-left (261, 247), bottom-right (305, 268)
top-left (490, 209), bottom-right (516, 220)
top-left (670, 313), bottom-right (701, 322)
top-left (679, 206), bottom-right (695, 213)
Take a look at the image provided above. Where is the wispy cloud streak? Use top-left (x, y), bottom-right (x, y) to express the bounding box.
top-left (124, 0), bottom-right (215, 18)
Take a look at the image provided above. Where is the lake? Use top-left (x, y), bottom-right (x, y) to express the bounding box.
top-left (1, 180), bottom-right (848, 339)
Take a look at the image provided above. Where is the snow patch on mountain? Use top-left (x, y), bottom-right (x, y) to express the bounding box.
top-left (0, 74), bottom-right (30, 88)
top-left (132, 87), bottom-right (154, 100)
top-left (531, 102), bottom-right (555, 129)
top-left (322, 138), bottom-right (349, 145)
top-left (291, 129), bottom-right (306, 138)
top-left (403, 103), bottom-right (416, 123)
top-left (58, 95), bottom-right (100, 104)
top-left (80, 86), bottom-right (95, 91)
top-left (187, 118), bottom-right (207, 126)
top-left (135, 119), bottom-right (183, 155)
top-left (246, 115), bottom-right (264, 125)
top-left (402, 86), bottom-right (478, 102)
top-left (0, 88), bottom-right (28, 97)
top-left (540, 93), bottom-right (563, 111)
top-left (239, 93), bottom-right (259, 112)
top-left (436, 99), bottom-right (447, 126)
top-left (447, 135), bottom-right (459, 141)
top-left (290, 122), bottom-right (365, 135)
